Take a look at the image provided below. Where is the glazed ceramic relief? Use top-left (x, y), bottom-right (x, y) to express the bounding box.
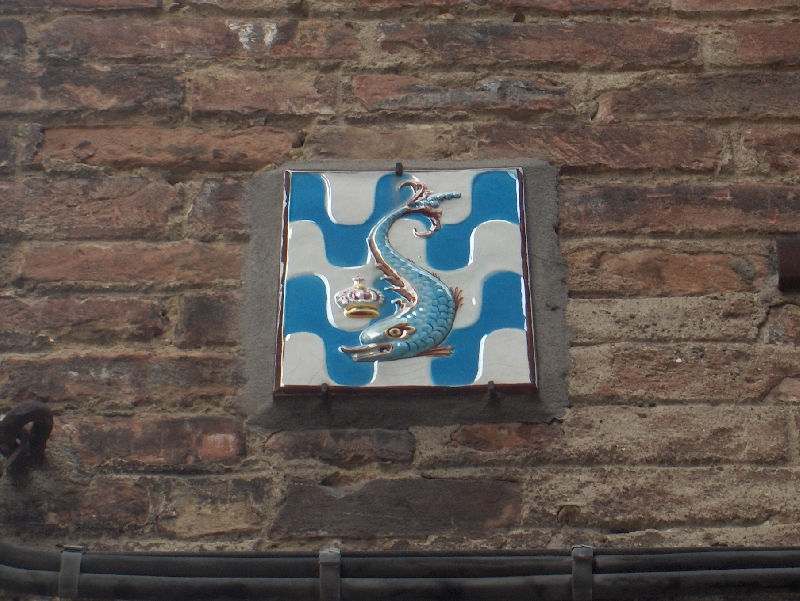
top-left (276, 169), bottom-right (537, 394)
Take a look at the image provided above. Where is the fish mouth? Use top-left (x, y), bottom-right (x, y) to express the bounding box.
top-left (340, 343), bottom-right (393, 362)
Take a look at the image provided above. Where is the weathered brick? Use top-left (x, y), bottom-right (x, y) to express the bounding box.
top-left (304, 125), bottom-right (469, 160)
top-left (193, 70), bottom-right (333, 115)
top-left (0, 123), bottom-right (42, 174)
top-left (0, 353), bottom-right (244, 405)
top-left (14, 242), bottom-right (244, 286)
top-left (264, 429), bottom-right (415, 467)
top-left (566, 248), bottom-right (768, 297)
top-left (63, 415), bottom-right (245, 468)
top-left (569, 343), bottom-right (799, 404)
top-left (477, 125), bottom-right (722, 172)
top-left (764, 304), bottom-right (800, 345)
top-left (525, 467), bottom-right (800, 531)
top-left (34, 126), bottom-right (296, 172)
top-left (379, 22), bottom-right (698, 69)
top-left (188, 179), bottom-right (248, 237)
top-left (2, 0), bottom-right (161, 10)
top-left (0, 178), bottom-right (181, 240)
top-left (0, 297), bottom-right (164, 350)
top-left (353, 75), bottom-right (572, 115)
top-left (0, 476), bottom-right (149, 533)
top-left (567, 296), bottom-right (766, 344)
top-left (270, 479), bottom-right (520, 538)
top-left (485, 0), bottom-right (650, 10)
top-left (597, 74), bottom-right (800, 122)
top-left (0, 66), bottom-right (184, 114)
top-left (559, 184), bottom-right (800, 236)
top-left (0, 19), bottom-right (24, 61)
top-left (174, 292), bottom-right (242, 348)
top-left (742, 129), bottom-right (800, 175)
top-left (157, 477), bottom-right (268, 538)
top-left (766, 378), bottom-right (800, 403)
top-left (41, 18), bottom-right (359, 60)
top-left (310, 0), bottom-right (650, 10)
top-left (448, 405), bottom-right (787, 465)
top-left (733, 22), bottom-right (800, 66)
top-left (674, 0), bottom-right (800, 11)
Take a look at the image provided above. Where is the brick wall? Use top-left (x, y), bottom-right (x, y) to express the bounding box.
top-left (1, 0), bottom-right (799, 553)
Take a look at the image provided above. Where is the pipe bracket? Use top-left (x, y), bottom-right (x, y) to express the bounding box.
top-left (572, 545), bottom-right (594, 601)
top-left (319, 547), bottom-right (341, 601)
top-left (58, 545), bottom-right (84, 600)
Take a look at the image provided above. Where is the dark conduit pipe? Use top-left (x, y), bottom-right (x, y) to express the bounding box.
top-left (4, 541), bottom-right (800, 601)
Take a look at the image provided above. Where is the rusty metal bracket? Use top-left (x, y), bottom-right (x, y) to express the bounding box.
top-left (778, 238), bottom-right (800, 291)
top-left (0, 400), bottom-right (53, 478)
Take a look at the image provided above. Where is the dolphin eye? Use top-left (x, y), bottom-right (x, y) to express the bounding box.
top-left (385, 323), bottom-right (416, 339)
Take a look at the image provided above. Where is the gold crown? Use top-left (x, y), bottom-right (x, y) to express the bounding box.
top-left (335, 276), bottom-right (384, 319)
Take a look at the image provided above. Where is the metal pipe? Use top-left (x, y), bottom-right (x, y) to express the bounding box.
top-left (5, 541), bottom-right (800, 601)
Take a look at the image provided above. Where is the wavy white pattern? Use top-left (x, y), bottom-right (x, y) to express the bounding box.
top-left (368, 356), bottom-right (433, 387)
top-left (321, 170), bottom-right (476, 226)
top-left (286, 219), bottom-right (524, 331)
top-left (281, 332), bottom-right (329, 386)
top-left (473, 328), bottom-right (531, 385)
top-left (322, 172), bottom-right (384, 225)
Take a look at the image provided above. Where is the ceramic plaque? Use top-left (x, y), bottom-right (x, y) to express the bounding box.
top-left (275, 168), bottom-right (537, 395)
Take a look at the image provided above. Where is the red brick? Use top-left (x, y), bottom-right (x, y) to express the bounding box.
top-left (526, 466), bottom-right (800, 530)
top-left (34, 125), bottom-right (296, 172)
top-left (327, 0), bottom-right (649, 8)
top-left (157, 476), bottom-right (268, 538)
top-left (41, 18), bottom-right (359, 60)
top-left (0, 123), bottom-right (42, 174)
top-left (447, 406), bottom-right (786, 465)
top-left (0, 476), bottom-right (149, 533)
top-left (352, 75), bottom-right (571, 115)
top-left (63, 415), bottom-right (245, 468)
top-left (567, 296), bottom-right (766, 344)
top-left (270, 479), bottom-right (520, 538)
top-left (193, 70), bottom-right (333, 115)
top-left (14, 242), bottom-right (243, 286)
top-left (733, 22), bottom-right (800, 66)
top-left (597, 74), bottom-right (800, 122)
top-left (450, 423), bottom-right (563, 453)
top-left (0, 19), bottom-right (24, 60)
top-left (2, 0), bottom-right (160, 10)
top-left (264, 429), bottom-right (415, 467)
top-left (485, 0), bottom-right (650, 10)
top-left (379, 22), bottom-right (698, 69)
top-left (0, 66), bottom-right (184, 114)
top-left (0, 297), bottom-right (164, 350)
top-left (304, 125), bottom-right (470, 160)
top-left (764, 305), bottom-right (800, 345)
top-left (742, 129), bottom-right (800, 175)
top-left (477, 124), bottom-right (722, 172)
top-left (0, 353), bottom-right (244, 405)
top-left (569, 343), bottom-right (799, 404)
top-left (174, 292), bottom-right (242, 348)
top-left (566, 249), bottom-right (768, 297)
top-left (0, 178), bottom-right (181, 240)
top-left (674, 0), bottom-right (800, 10)
top-left (559, 184), bottom-right (800, 236)
top-left (766, 377), bottom-right (800, 403)
top-left (188, 179), bottom-right (248, 237)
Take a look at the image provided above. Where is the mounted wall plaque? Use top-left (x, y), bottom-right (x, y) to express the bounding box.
top-left (275, 168), bottom-right (537, 396)
top-left (244, 160), bottom-right (568, 429)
